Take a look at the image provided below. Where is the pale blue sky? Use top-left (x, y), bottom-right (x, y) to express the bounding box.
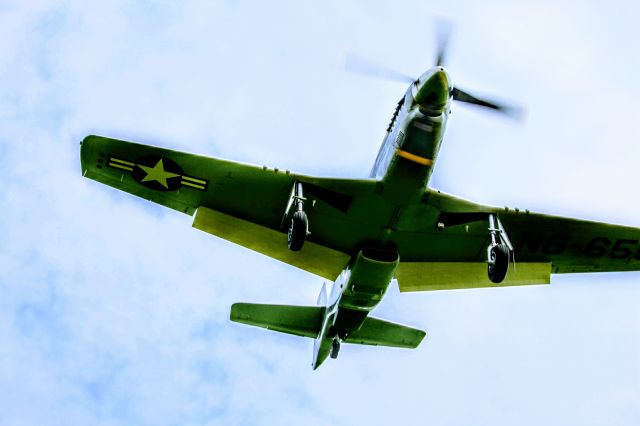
top-left (0, 1), bottom-right (639, 425)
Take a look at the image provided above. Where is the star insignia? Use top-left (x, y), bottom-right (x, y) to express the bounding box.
top-left (138, 159), bottom-right (179, 189)
top-left (106, 155), bottom-right (209, 192)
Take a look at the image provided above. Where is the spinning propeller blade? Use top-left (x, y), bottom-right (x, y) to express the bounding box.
top-left (451, 87), bottom-right (525, 121)
top-left (344, 52), bottom-right (415, 84)
top-left (345, 18), bottom-right (525, 122)
top-left (434, 18), bottom-right (453, 67)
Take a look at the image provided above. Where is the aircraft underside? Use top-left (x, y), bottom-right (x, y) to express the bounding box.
top-left (80, 22), bottom-right (640, 369)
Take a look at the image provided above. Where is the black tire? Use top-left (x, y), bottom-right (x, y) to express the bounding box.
top-left (287, 211), bottom-right (307, 251)
top-left (330, 339), bottom-right (340, 359)
top-left (488, 244), bottom-right (510, 283)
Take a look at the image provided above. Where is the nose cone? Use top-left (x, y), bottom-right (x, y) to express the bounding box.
top-left (414, 67), bottom-right (451, 113)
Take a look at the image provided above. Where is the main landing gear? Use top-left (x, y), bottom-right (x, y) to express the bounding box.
top-left (487, 214), bottom-right (514, 284)
top-left (283, 181), bottom-right (309, 251)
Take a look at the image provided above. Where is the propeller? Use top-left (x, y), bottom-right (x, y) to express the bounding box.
top-left (452, 87), bottom-right (525, 121)
top-left (344, 52), bottom-right (414, 84)
top-left (344, 19), bottom-right (524, 122)
top-left (434, 18), bottom-right (453, 67)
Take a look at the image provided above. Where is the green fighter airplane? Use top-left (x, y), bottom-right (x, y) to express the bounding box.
top-left (81, 37), bottom-right (640, 369)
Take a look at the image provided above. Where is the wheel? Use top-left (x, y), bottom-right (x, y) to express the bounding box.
top-left (488, 244), bottom-right (510, 283)
top-left (330, 339), bottom-right (340, 359)
top-left (287, 211), bottom-right (307, 251)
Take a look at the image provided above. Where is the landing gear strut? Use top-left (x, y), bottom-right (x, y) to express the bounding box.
top-left (487, 214), bottom-right (514, 284)
top-left (282, 181), bottom-right (309, 251)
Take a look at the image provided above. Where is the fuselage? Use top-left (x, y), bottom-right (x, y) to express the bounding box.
top-left (313, 248), bottom-right (400, 369)
top-left (371, 67), bottom-right (451, 204)
top-left (312, 67), bottom-right (452, 369)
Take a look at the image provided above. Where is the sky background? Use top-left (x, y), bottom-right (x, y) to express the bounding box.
top-left (1, 1), bottom-right (639, 425)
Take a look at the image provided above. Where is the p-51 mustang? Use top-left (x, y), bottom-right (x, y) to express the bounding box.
top-left (80, 40), bottom-right (640, 369)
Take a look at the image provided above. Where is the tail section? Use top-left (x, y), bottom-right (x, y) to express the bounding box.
top-left (231, 303), bottom-right (425, 349)
top-left (230, 303), bottom-right (426, 369)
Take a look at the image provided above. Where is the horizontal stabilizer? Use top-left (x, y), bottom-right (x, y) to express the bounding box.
top-left (230, 303), bottom-right (324, 338)
top-left (346, 317), bottom-right (425, 348)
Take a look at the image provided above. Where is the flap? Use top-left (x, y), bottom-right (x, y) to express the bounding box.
top-left (396, 262), bottom-right (551, 292)
top-left (193, 207), bottom-right (350, 281)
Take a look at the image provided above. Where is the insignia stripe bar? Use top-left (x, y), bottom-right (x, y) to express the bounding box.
top-left (108, 161), bottom-right (134, 171)
top-left (109, 157), bottom-right (135, 167)
top-left (181, 175), bottom-right (207, 185)
top-left (181, 180), bottom-right (206, 189)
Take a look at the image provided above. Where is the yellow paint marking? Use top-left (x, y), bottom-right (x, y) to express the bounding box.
top-left (138, 159), bottom-right (179, 189)
top-left (109, 158), bottom-right (135, 167)
top-left (181, 180), bottom-right (205, 189)
top-left (108, 162), bottom-right (134, 171)
top-left (181, 175), bottom-right (207, 184)
top-left (395, 149), bottom-right (433, 166)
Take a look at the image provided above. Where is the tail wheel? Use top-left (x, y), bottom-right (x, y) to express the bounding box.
top-left (488, 244), bottom-right (510, 283)
top-left (287, 211), bottom-right (307, 251)
top-left (330, 338), bottom-right (341, 359)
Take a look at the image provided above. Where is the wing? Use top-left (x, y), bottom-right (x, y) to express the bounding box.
top-left (395, 191), bottom-right (640, 291)
top-left (80, 135), bottom-right (374, 280)
top-left (81, 135), bottom-right (640, 290)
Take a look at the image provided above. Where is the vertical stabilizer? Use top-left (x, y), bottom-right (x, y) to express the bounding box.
top-left (317, 282), bottom-right (328, 306)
